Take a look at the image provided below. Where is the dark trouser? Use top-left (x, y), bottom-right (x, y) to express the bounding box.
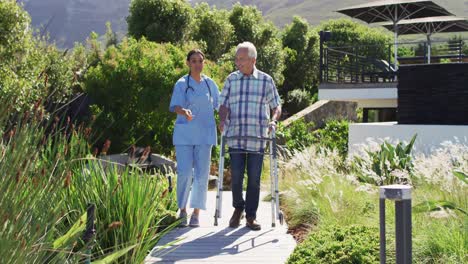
top-left (229, 148), bottom-right (264, 219)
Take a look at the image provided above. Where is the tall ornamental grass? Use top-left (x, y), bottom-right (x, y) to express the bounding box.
top-left (282, 140), bottom-right (466, 264)
top-left (0, 97), bottom-right (178, 263)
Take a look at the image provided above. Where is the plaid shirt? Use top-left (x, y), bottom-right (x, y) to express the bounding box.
top-left (220, 67), bottom-right (281, 152)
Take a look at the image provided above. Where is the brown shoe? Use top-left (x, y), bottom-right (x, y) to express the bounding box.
top-left (246, 217), bottom-right (261, 231)
top-left (229, 208), bottom-right (244, 228)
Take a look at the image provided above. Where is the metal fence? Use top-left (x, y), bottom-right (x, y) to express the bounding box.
top-left (321, 39), bottom-right (467, 84)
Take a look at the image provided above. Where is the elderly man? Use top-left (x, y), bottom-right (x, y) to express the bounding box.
top-left (218, 42), bottom-right (281, 231)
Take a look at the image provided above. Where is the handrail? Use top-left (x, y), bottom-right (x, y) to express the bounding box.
top-left (321, 39), bottom-right (467, 84)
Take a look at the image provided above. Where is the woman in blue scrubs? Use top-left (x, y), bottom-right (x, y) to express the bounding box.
top-left (169, 49), bottom-right (219, 227)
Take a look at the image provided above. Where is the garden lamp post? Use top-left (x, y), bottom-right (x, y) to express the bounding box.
top-left (379, 184), bottom-right (412, 264)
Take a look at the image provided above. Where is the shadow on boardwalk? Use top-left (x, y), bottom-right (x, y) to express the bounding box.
top-left (150, 226), bottom-right (281, 263)
top-left (145, 191), bottom-right (295, 264)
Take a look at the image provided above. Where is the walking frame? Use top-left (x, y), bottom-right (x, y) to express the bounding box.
top-left (214, 127), bottom-right (284, 227)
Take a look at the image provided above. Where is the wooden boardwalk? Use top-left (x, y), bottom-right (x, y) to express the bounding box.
top-left (145, 191), bottom-right (296, 264)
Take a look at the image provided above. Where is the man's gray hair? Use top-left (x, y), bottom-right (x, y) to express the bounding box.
top-left (236, 42), bottom-right (257, 59)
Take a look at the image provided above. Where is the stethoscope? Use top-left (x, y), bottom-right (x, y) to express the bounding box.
top-left (185, 75), bottom-right (212, 104)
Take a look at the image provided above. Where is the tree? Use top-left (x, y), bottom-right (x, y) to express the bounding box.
top-left (84, 38), bottom-right (228, 154)
top-left (105, 22), bottom-right (117, 48)
top-left (317, 18), bottom-right (391, 59)
top-left (191, 3), bottom-right (234, 61)
top-left (281, 16), bottom-right (319, 98)
top-left (0, 0), bottom-right (38, 108)
top-left (282, 16), bottom-right (310, 53)
top-left (228, 3), bottom-right (263, 45)
top-left (127, 0), bottom-right (192, 43)
top-left (0, 0), bottom-right (76, 110)
top-left (227, 4), bottom-right (285, 86)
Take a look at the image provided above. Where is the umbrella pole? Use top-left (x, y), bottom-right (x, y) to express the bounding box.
top-left (427, 34), bottom-right (432, 64)
top-left (393, 6), bottom-right (398, 70)
top-left (394, 23), bottom-right (398, 70)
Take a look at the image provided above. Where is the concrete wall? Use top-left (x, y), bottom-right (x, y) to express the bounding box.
top-left (318, 83), bottom-right (397, 108)
top-left (282, 100), bottom-right (357, 130)
top-left (348, 122), bottom-right (468, 155)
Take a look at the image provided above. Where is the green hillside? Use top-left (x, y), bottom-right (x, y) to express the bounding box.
top-left (20, 0), bottom-right (468, 47)
top-left (192, 0), bottom-right (468, 41)
top-left (191, 0), bottom-right (467, 27)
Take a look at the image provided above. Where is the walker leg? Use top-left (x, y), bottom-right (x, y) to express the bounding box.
top-left (214, 135), bottom-right (225, 226)
top-left (270, 138), bottom-right (276, 227)
top-left (272, 129), bottom-right (282, 226)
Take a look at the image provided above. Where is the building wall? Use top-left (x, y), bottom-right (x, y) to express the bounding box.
top-left (318, 83), bottom-right (397, 108)
top-left (348, 122), bottom-right (468, 156)
top-left (398, 63), bottom-right (468, 125)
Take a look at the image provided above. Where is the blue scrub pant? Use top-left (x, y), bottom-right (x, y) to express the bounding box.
top-left (175, 145), bottom-right (212, 210)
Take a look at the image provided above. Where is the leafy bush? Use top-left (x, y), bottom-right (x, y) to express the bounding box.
top-left (398, 46), bottom-right (415, 58)
top-left (285, 89), bottom-right (314, 115)
top-left (278, 119), bottom-right (349, 157)
top-left (127, 0), bottom-right (192, 43)
top-left (228, 4), bottom-right (285, 85)
top-left (84, 37), bottom-right (229, 155)
top-left (313, 119), bottom-right (349, 157)
top-left (281, 17), bottom-right (319, 97)
top-left (351, 135), bottom-right (417, 185)
top-left (318, 19), bottom-right (391, 60)
top-left (84, 38), bottom-right (185, 154)
top-left (191, 3), bottom-right (234, 60)
top-left (277, 119), bottom-right (315, 151)
top-left (287, 224), bottom-right (380, 264)
top-left (0, 1), bottom-right (77, 110)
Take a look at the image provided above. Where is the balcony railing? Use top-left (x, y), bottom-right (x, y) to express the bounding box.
top-left (320, 39), bottom-right (468, 84)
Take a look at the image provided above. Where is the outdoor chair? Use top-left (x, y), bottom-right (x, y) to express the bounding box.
top-left (362, 59), bottom-right (397, 82)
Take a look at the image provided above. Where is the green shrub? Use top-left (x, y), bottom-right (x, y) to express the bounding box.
top-left (277, 119), bottom-right (315, 151)
top-left (287, 224), bottom-right (380, 264)
top-left (191, 3), bottom-right (234, 61)
top-left (278, 119), bottom-right (349, 156)
top-left (313, 119), bottom-right (349, 157)
top-left (0, 1), bottom-right (78, 110)
top-left (84, 37), bottom-right (229, 155)
top-left (440, 58), bottom-right (452, 64)
top-left (398, 46), bottom-right (415, 58)
top-left (285, 89), bottom-right (314, 115)
top-left (127, 0), bottom-right (192, 43)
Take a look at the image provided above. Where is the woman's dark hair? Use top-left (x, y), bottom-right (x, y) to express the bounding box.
top-left (186, 49), bottom-right (205, 61)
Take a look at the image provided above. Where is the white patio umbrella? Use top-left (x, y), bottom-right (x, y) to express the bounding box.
top-left (337, 0), bottom-right (453, 69)
top-left (379, 16), bottom-right (468, 63)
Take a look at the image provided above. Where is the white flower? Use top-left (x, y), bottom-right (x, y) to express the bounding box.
top-left (413, 143), bottom-right (468, 191)
top-left (429, 209), bottom-right (457, 219)
top-left (355, 183), bottom-right (378, 194)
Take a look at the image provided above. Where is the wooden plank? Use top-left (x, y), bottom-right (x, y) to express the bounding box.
top-left (145, 191), bottom-right (296, 264)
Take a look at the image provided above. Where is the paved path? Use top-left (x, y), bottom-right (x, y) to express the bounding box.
top-left (145, 191), bottom-right (296, 264)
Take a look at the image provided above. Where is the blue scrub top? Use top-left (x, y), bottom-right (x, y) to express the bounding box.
top-left (169, 74), bottom-right (219, 145)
